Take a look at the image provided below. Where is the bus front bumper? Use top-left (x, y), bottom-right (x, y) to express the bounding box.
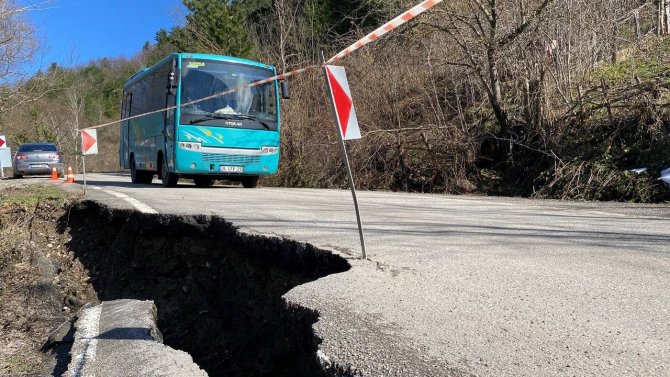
top-left (175, 144), bottom-right (279, 176)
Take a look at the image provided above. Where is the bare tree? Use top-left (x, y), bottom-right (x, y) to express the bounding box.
top-left (0, 0), bottom-right (41, 118)
top-left (426, 0), bottom-right (554, 135)
top-left (657, 0), bottom-right (669, 34)
top-left (0, 1), bottom-right (37, 83)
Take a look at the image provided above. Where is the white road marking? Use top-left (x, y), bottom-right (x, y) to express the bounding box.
top-left (70, 303), bottom-right (102, 377)
top-left (102, 189), bottom-right (158, 214)
top-left (125, 197), bottom-right (159, 214)
top-left (102, 190), bottom-right (128, 199)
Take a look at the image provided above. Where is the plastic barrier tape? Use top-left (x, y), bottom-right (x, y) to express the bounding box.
top-left (81, 0), bottom-right (442, 132)
top-left (327, 0), bottom-right (443, 64)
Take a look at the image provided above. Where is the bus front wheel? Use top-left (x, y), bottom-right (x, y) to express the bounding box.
top-left (241, 176), bottom-right (259, 188)
top-left (160, 158), bottom-right (179, 187)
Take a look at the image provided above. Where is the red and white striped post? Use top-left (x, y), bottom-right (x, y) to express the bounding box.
top-left (81, 128), bottom-right (98, 193)
top-left (322, 54), bottom-right (366, 259)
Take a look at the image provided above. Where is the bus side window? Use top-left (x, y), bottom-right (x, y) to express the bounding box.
top-left (123, 93), bottom-right (132, 118)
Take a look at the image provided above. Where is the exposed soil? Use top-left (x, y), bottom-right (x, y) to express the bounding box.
top-left (0, 184), bottom-right (98, 376)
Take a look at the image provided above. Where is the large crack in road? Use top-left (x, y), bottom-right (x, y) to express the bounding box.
top-left (59, 200), bottom-right (351, 376)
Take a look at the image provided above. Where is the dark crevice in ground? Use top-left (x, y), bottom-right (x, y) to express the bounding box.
top-left (58, 200), bottom-right (351, 377)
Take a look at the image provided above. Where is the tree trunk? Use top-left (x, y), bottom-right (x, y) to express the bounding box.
top-left (610, 24), bottom-right (618, 64)
top-left (487, 47), bottom-right (509, 134)
top-left (634, 9), bottom-right (641, 41)
top-left (659, 0), bottom-right (669, 35)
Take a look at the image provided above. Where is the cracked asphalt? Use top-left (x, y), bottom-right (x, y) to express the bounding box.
top-left (59, 173), bottom-right (670, 376)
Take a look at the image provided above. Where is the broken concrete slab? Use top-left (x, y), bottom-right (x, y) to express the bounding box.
top-left (66, 299), bottom-right (206, 377)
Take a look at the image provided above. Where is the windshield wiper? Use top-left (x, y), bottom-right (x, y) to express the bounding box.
top-left (189, 113), bottom-right (271, 130)
top-left (227, 114), bottom-right (271, 130)
top-left (189, 113), bottom-right (228, 124)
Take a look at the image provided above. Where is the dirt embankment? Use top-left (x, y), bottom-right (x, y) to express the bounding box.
top-left (0, 185), bottom-right (98, 376)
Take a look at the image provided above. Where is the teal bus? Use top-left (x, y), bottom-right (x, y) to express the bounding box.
top-left (119, 53), bottom-right (289, 188)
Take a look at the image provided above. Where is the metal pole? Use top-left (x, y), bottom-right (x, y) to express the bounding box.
top-left (321, 53), bottom-right (367, 259)
top-left (0, 158), bottom-right (4, 179)
top-left (82, 154), bottom-right (87, 194)
top-left (338, 131), bottom-right (367, 259)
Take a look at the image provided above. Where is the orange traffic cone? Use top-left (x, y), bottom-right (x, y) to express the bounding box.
top-left (50, 166), bottom-right (59, 180)
top-left (65, 165), bottom-right (75, 184)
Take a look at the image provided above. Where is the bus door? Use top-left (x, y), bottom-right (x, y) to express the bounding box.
top-left (163, 59), bottom-right (178, 170)
top-left (121, 92), bottom-right (132, 168)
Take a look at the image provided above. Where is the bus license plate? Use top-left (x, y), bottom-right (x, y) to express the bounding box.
top-left (220, 165), bottom-right (243, 173)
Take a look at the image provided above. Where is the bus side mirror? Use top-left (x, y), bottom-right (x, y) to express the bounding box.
top-left (281, 80), bottom-right (291, 99)
top-left (167, 71), bottom-right (177, 95)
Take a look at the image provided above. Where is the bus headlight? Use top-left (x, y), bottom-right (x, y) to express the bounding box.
top-left (261, 146), bottom-right (278, 155)
top-left (180, 142), bottom-right (202, 151)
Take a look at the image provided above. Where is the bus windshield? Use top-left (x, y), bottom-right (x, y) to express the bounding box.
top-left (180, 59), bottom-right (277, 130)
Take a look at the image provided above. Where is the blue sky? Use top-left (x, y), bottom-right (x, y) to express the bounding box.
top-left (22, 0), bottom-right (186, 70)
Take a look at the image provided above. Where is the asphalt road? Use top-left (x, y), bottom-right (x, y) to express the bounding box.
top-left (64, 173), bottom-right (670, 376)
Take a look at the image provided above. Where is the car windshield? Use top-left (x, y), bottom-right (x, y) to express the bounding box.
top-left (18, 144), bottom-right (57, 152)
top-left (179, 59), bottom-right (277, 130)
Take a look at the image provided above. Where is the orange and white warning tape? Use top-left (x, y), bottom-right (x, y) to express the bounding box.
top-left (80, 0), bottom-right (442, 132)
top-left (326, 0), bottom-right (443, 64)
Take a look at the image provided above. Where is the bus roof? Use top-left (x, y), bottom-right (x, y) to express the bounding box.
top-left (124, 53), bottom-right (275, 88)
top-left (180, 53), bottom-right (274, 71)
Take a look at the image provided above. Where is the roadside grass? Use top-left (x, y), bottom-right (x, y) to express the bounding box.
top-left (0, 185), bottom-right (68, 208)
top-left (0, 184), bottom-right (72, 273)
top-left (595, 36), bottom-right (670, 85)
top-left (4, 357), bottom-right (32, 375)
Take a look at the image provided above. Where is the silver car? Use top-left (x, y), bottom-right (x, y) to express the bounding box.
top-left (13, 143), bottom-right (64, 178)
